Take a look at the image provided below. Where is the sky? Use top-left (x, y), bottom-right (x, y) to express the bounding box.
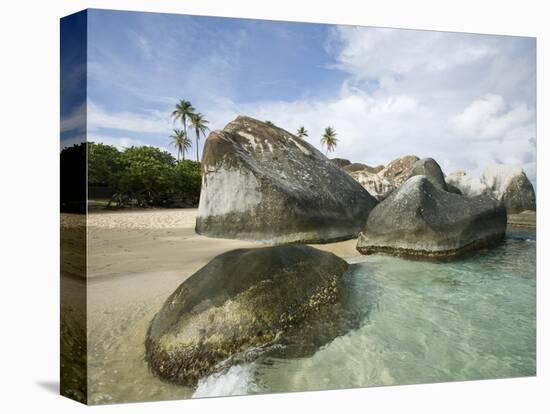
top-left (61, 9), bottom-right (537, 185)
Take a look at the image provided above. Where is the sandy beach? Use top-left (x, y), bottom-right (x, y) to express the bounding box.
top-left (79, 208), bottom-right (359, 403)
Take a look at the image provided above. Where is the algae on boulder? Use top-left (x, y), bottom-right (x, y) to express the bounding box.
top-left (145, 245), bottom-right (349, 385)
top-left (357, 175), bottom-right (507, 259)
top-left (196, 116), bottom-right (378, 243)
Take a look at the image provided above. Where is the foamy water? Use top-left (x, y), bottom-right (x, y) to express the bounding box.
top-left (192, 228), bottom-right (536, 397)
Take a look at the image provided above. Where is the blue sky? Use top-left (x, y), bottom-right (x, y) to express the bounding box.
top-left (61, 9), bottom-right (536, 184)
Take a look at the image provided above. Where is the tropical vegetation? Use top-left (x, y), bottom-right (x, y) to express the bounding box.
top-left (321, 126), bottom-right (338, 155)
top-left (296, 126), bottom-right (308, 139)
top-left (84, 142), bottom-right (201, 208)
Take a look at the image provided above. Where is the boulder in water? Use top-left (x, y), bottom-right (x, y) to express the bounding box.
top-left (446, 164), bottom-right (536, 213)
top-left (196, 116), bottom-right (378, 243)
top-left (482, 165), bottom-right (536, 213)
top-left (356, 175), bottom-right (507, 259)
top-left (145, 245), bottom-right (349, 385)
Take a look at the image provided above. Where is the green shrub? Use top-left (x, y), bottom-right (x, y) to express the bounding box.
top-left (79, 142), bottom-right (202, 208)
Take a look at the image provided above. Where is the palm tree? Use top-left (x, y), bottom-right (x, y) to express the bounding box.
top-left (296, 126), bottom-right (309, 139)
top-left (321, 126), bottom-right (338, 156)
top-left (189, 112), bottom-right (210, 162)
top-left (171, 99), bottom-right (195, 139)
top-left (169, 129), bottom-right (192, 160)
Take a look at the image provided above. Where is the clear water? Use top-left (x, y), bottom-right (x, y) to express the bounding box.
top-left (194, 228), bottom-right (536, 397)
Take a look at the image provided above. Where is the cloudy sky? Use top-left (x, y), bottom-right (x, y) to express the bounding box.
top-left (61, 9), bottom-right (536, 185)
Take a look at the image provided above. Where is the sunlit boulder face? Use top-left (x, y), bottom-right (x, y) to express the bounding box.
top-left (446, 164), bottom-right (536, 213)
top-left (348, 170), bottom-right (395, 201)
top-left (378, 155), bottom-right (420, 187)
top-left (196, 116), bottom-right (378, 243)
top-left (356, 175), bottom-right (507, 259)
top-left (145, 245), bottom-right (349, 385)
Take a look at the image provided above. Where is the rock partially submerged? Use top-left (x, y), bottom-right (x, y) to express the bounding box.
top-left (357, 176), bottom-right (507, 259)
top-left (196, 116), bottom-right (378, 243)
top-left (145, 245), bottom-right (349, 385)
top-left (446, 164), bottom-right (536, 213)
top-left (482, 165), bottom-right (536, 213)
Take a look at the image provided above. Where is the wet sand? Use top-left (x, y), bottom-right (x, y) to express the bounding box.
top-left (81, 208), bottom-right (360, 403)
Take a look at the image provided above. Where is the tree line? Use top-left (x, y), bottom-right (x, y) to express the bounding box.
top-left (86, 142), bottom-right (201, 208)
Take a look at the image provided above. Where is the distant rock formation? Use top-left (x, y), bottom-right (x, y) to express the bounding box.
top-left (196, 116), bottom-right (378, 243)
top-left (145, 245), bottom-right (349, 385)
top-left (378, 155), bottom-right (420, 187)
top-left (446, 164), bottom-right (536, 213)
top-left (330, 158), bottom-right (351, 168)
top-left (356, 175), bottom-right (507, 259)
top-left (410, 157), bottom-right (448, 191)
top-left (343, 163), bottom-right (384, 174)
top-left (348, 170), bottom-right (395, 201)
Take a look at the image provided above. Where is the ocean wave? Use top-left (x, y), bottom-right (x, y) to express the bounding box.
top-left (192, 364), bottom-right (259, 398)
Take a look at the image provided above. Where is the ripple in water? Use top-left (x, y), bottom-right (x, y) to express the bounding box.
top-left (194, 228), bottom-right (536, 397)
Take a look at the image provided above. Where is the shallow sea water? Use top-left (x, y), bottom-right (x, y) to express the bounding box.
top-left (194, 228), bottom-right (536, 397)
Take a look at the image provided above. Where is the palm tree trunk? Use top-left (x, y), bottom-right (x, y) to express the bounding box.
top-left (196, 128), bottom-right (200, 162)
top-left (182, 117), bottom-right (187, 161)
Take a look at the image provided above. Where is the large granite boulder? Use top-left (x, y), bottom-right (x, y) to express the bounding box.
top-left (196, 116), bottom-right (378, 243)
top-left (145, 245), bottom-right (349, 385)
top-left (482, 165), bottom-right (536, 213)
top-left (330, 158), bottom-right (351, 168)
top-left (378, 155), bottom-right (419, 187)
top-left (446, 165), bottom-right (536, 213)
top-left (348, 170), bottom-right (395, 201)
top-left (410, 157), bottom-right (448, 191)
top-left (356, 175), bottom-right (507, 259)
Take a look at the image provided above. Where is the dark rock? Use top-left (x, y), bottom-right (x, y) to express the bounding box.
top-left (330, 158), bottom-right (351, 168)
top-left (356, 175), bottom-right (507, 259)
top-left (145, 245), bottom-right (349, 385)
top-left (196, 116), bottom-right (378, 243)
top-left (447, 183), bottom-right (462, 195)
top-left (410, 157), bottom-right (448, 191)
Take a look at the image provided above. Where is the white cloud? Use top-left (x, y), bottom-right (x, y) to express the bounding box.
top-left (60, 102), bottom-right (86, 133)
top-left (85, 22), bottom-right (536, 184)
top-left (327, 27), bottom-right (497, 82)
top-left (87, 100), bottom-right (173, 134)
top-left (450, 94), bottom-right (534, 141)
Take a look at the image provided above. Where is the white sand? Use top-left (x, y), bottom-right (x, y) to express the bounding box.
top-left (77, 208), bottom-right (361, 403)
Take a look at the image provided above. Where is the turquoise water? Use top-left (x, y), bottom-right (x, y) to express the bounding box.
top-left (194, 228), bottom-right (536, 397)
